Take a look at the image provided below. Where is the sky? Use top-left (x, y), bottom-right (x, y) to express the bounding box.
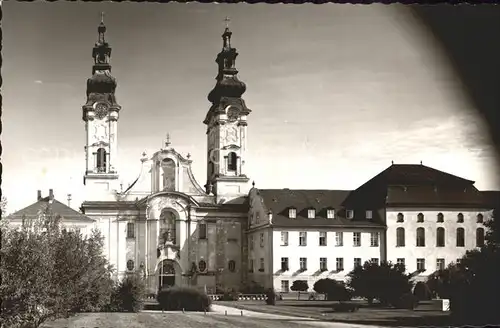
top-left (2, 2), bottom-right (499, 214)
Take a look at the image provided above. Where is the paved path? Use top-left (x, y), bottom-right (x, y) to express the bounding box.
top-left (208, 304), bottom-right (389, 328)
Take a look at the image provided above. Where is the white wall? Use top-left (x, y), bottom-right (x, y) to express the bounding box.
top-left (386, 208), bottom-right (492, 276)
top-left (272, 227), bottom-right (385, 292)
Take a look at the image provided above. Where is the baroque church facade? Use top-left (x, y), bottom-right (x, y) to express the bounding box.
top-left (80, 19), bottom-right (253, 293)
top-left (7, 18), bottom-right (499, 295)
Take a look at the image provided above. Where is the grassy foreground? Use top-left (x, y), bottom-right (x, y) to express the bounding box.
top-left (39, 311), bottom-right (338, 328)
top-left (216, 300), bottom-right (453, 327)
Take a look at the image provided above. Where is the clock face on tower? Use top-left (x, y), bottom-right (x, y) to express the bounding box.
top-left (94, 102), bottom-right (109, 120)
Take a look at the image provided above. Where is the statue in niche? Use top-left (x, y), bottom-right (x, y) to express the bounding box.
top-left (159, 210), bottom-right (176, 245)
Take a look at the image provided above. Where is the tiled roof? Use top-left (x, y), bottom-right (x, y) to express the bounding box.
top-left (357, 164), bottom-right (475, 191)
top-left (7, 197), bottom-right (94, 222)
top-left (386, 186), bottom-right (488, 207)
top-left (481, 191), bottom-right (500, 207)
top-left (258, 189), bottom-right (384, 228)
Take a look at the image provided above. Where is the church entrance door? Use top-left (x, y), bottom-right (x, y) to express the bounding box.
top-left (158, 260), bottom-right (176, 290)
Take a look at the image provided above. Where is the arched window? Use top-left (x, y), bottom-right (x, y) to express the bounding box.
top-left (227, 152), bottom-right (237, 171)
top-left (96, 148), bottom-right (107, 173)
top-left (417, 213), bottom-right (424, 223)
top-left (127, 260), bottom-right (134, 271)
top-left (437, 213), bottom-right (444, 223)
top-left (436, 227), bottom-right (445, 247)
top-left (457, 213), bottom-right (464, 223)
top-left (397, 213), bottom-right (404, 223)
top-left (161, 158), bottom-right (176, 191)
top-left (456, 228), bottom-right (465, 247)
top-left (228, 260), bottom-right (236, 272)
top-left (477, 213), bottom-right (484, 223)
top-left (396, 227), bottom-right (405, 247)
top-left (416, 227), bottom-right (425, 247)
top-left (198, 260), bottom-right (207, 272)
top-left (476, 227), bottom-right (485, 247)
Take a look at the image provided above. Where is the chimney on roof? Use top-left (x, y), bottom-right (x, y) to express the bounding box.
top-left (420, 161), bottom-right (423, 165)
top-left (37, 190), bottom-right (42, 201)
top-left (49, 189), bottom-right (54, 202)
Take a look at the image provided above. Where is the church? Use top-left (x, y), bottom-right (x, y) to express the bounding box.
top-left (7, 17), bottom-right (499, 296)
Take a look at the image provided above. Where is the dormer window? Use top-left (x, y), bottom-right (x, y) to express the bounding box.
top-left (307, 209), bottom-right (315, 219)
top-left (347, 210), bottom-right (354, 219)
top-left (327, 209), bottom-right (335, 219)
top-left (365, 210), bottom-right (373, 219)
top-left (288, 208), bottom-right (296, 219)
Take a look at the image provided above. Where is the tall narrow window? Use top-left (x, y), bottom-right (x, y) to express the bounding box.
top-left (320, 258), bottom-right (328, 271)
top-left (397, 213), bottom-right (404, 223)
top-left (199, 223), bottom-right (207, 240)
top-left (417, 258), bottom-right (426, 272)
top-left (259, 258), bottom-right (264, 272)
top-left (353, 258), bottom-right (362, 268)
top-left (457, 213), bottom-right (464, 223)
top-left (366, 210), bottom-right (373, 219)
top-left (336, 258), bottom-right (344, 271)
top-left (260, 233), bottom-right (264, 248)
top-left (227, 152), bottom-right (237, 171)
top-left (299, 257), bottom-right (307, 271)
top-left (436, 227), bottom-right (445, 247)
top-left (308, 209), bottom-right (315, 219)
top-left (127, 222), bottom-right (135, 239)
top-left (477, 213), bottom-right (484, 223)
top-left (299, 232), bottom-right (307, 246)
top-left (396, 227), bottom-right (405, 247)
top-left (281, 280), bottom-right (289, 292)
top-left (281, 257), bottom-right (289, 271)
top-left (280, 231), bottom-right (289, 246)
top-left (416, 227), bottom-right (425, 247)
top-left (249, 235), bottom-right (254, 251)
top-left (437, 213), bottom-right (444, 223)
top-left (249, 259), bottom-right (254, 272)
top-left (289, 208), bottom-right (296, 219)
top-left (417, 213), bottom-right (424, 223)
top-left (335, 232), bottom-right (343, 246)
top-left (96, 148), bottom-right (107, 173)
top-left (436, 258), bottom-right (445, 271)
top-left (353, 232), bottom-right (361, 247)
top-left (370, 232), bottom-right (379, 247)
top-left (319, 231), bottom-right (327, 246)
top-left (476, 227), bottom-right (485, 247)
top-left (327, 209), bottom-right (335, 219)
top-left (456, 228), bottom-right (465, 247)
top-left (347, 210), bottom-right (354, 219)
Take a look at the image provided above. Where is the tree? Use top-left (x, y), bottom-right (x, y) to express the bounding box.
top-left (313, 279), bottom-right (351, 302)
top-left (439, 209), bottom-right (500, 324)
top-left (347, 260), bottom-right (413, 306)
top-left (290, 280), bottom-right (309, 300)
top-left (0, 204), bottom-right (115, 327)
top-left (1, 195), bottom-right (7, 216)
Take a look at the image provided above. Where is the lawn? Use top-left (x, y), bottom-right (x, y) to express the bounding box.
top-left (216, 300), bottom-right (455, 327)
top-left (39, 311), bottom-right (354, 328)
